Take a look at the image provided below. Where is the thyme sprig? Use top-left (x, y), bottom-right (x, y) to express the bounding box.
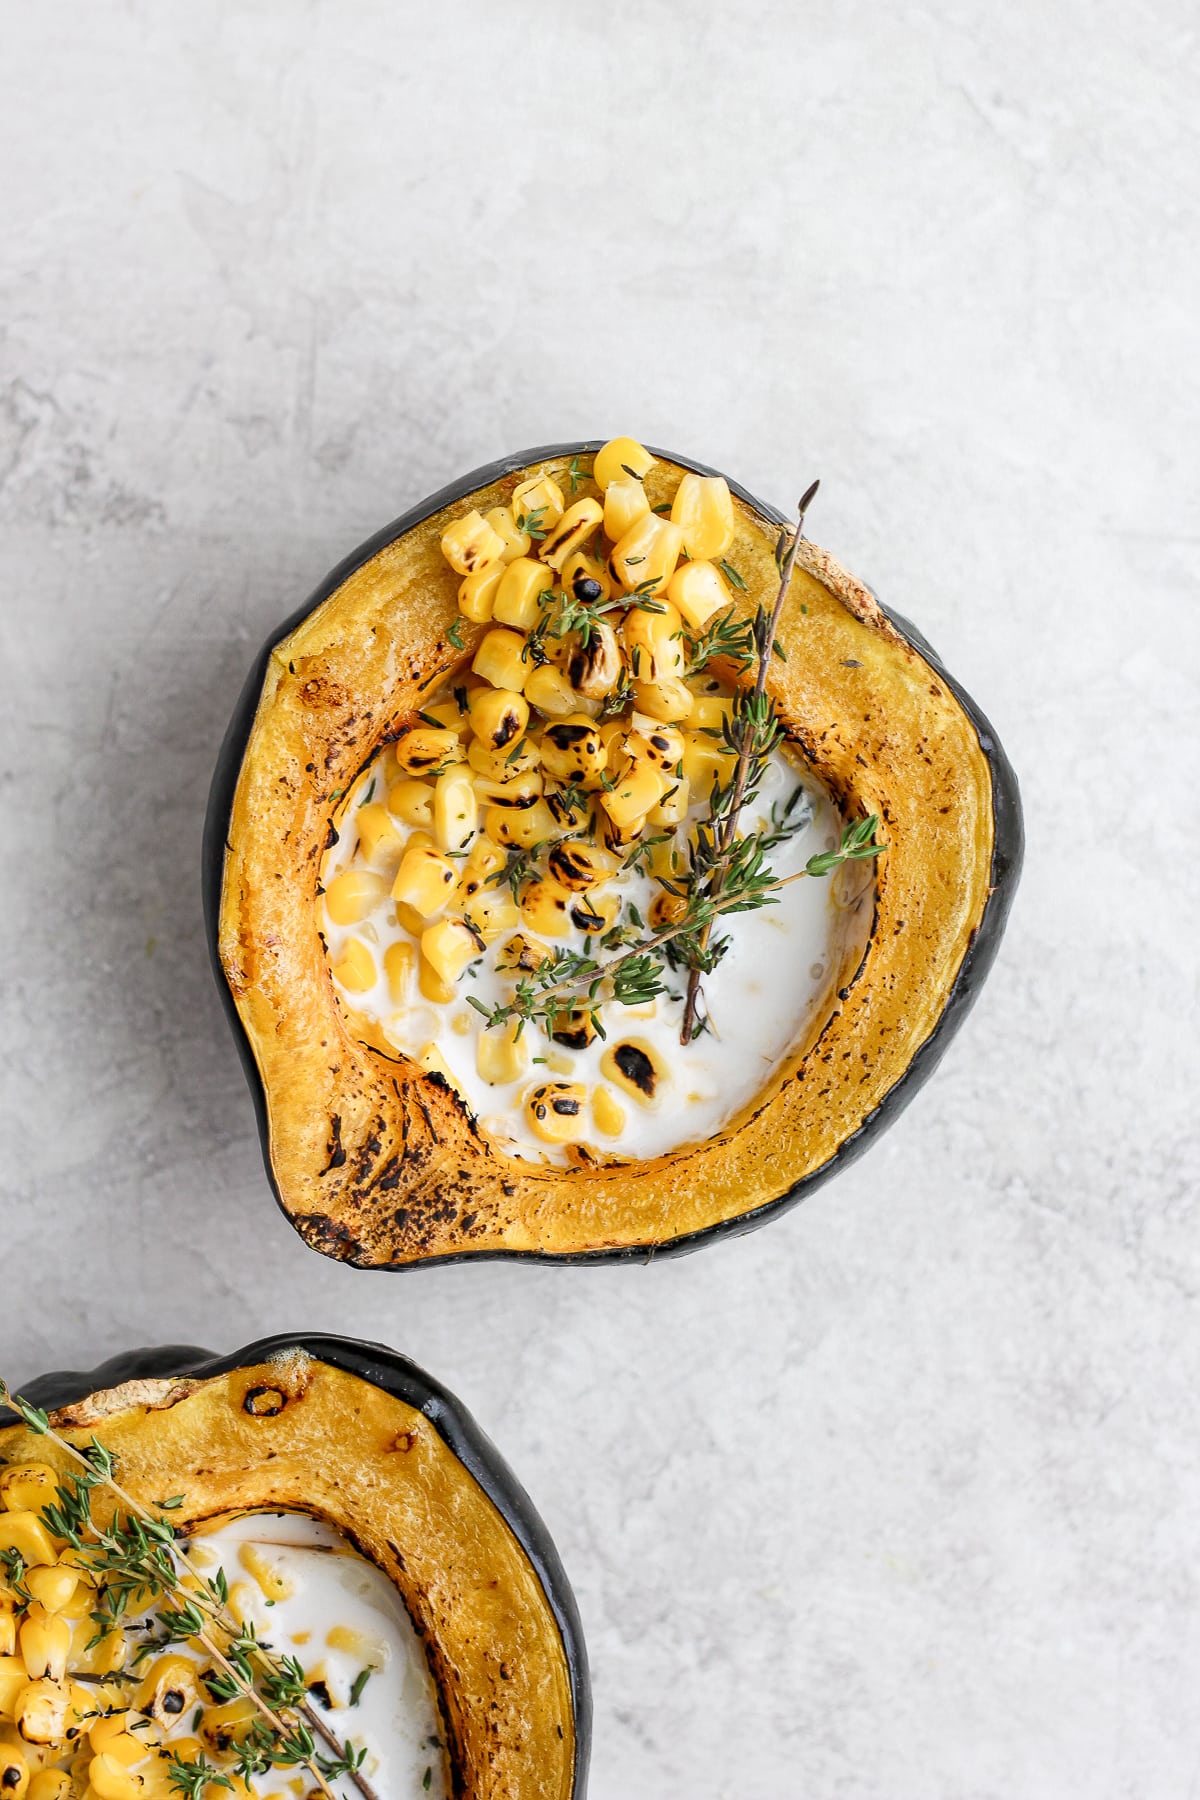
top-left (684, 611), bottom-right (757, 676)
top-left (0, 1381), bottom-right (381, 1800)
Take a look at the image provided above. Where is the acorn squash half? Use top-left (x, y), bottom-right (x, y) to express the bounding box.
top-left (204, 443), bottom-right (1022, 1266)
top-left (1, 1333), bottom-right (588, 1799)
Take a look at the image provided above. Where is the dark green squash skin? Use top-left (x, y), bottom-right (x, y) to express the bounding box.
top-left (3, 1333), bottom-right (591, 1799)
top-left (203, 443), bottom-right (1024, 1267)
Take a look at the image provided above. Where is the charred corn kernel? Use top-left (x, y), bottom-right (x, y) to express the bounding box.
top-left (512, 474), bottom-right (565, 535)
top-left (383, 940), bottom-right (415, 1005)
top-left (623, 599), bottom-right (685, 680)
top-left (0, 1744), bottom-right (28, 1800)
top-left (593, 436), bottom-right (655, 489)
top-left (21, 1569), bottom-right (76, 1617)
top-left (539, 716), bottom-right (607, 782)
top-left (650, 775), bottom-right (690, 825)
top-left (463, 885), bottom-right (520, 945)
top-left (467, 685), bottom-right (529, 751)
top-left (667, 558), bottom-right (733, 630)
top-left (433, 766), bottom-right (477, 853)
top-left (632, 676), bottom-right (694, 722)
top-left (27, 1772), bottom-right (69, 1800)
top-left (603, 477), bottom-right (650, 543)
top-left (524, 663), bottom-right (580, 717)
top-left (524, 1082), bottom-right (589, 1145)
top-left (89, 1752), bottom-right (144, 1800)
top-left (690, 693), bottom-right (734, 730)
top-left (13, 1680), bottom-right (69, 1747)
top-left (392, 843), bottom-right (457, 918)
top-left (649, 890), bottom-right (689, 930)
top-left (611, 515), bottom-right (683, 596)
top-left (485, 799), bottom-right (560, 850)
top-left (476, 1020), bottom-right (529, 1086)
top-left (238, 1543), bottom-right (293, 1603)
top-left (392, 726), bottom-right (464, 778)
top-left (546, 840), bottom-right (616, 891)
top-left (17, 1611), bottom-right (69, 1685)
top-left (470, 769), bottom-right (544, 808)
top-left (330, 936), bottom-right (376, 994)
top-left (0, 1470), bottom-right (57, 1517)
top-left (440, 509), bottom-right (505, 576)
top-left (0, 1519), bottom-right (56, 1570)
top-left (601, 1039), bottom-right (669, 1106)
top-left (518, 876), bottom-right (575, 937)
top-left (324, 868), bottom-right (387, 925)
top-left (387, 778), bottom-right (435, 828)
top-left (416, 1043), bottom-right (458, 1087)
top-left (568, 889), bottom-right (620, 932)
top-left (496, 934), bottom-right (549, 974)
top-left (670, 472), bottom-right (736, 561)
top-left (200, 1696), bottom-right (257, 1756)
top-left (560, 547), bottom-right (612, 602)
top-left (420, 918), bottom-right (481, 986)
top-left (353, 802), bottom-right (401, 865)
top-left (626, 716), bottom-right (685, 773)
top-left (564, 622), bottom-right (622, 701)
top-left (456, 836), bottom-right (507, 900)
top-left (539, 497), bottom-right (603, 573)
top-left (467, 736), bottom-right (540, 783)
top-left (682, 732), bottom-right (732, 794)
top-left (600, 764), bottom-right (666, 830)
top-left (549, 1008), bottom-right (598, 1050)
top-left (458, 559), bottom-right (505, 624)
top-left (493, 557), bottom-right (554, 632)
top-left (472, 627), bottom-right (529, 693)
top-left (484, 505), bottom-right (530, 564)
top-left (418, 955), bottom-right (456, 1005)
top-left (592, 1087), bottom-right (625, 1137)
top-left (545, 785), bottom-right (593, 832)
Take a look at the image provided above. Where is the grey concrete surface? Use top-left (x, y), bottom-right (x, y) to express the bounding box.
top-left (1, 3), bottom-right (1197, 1796)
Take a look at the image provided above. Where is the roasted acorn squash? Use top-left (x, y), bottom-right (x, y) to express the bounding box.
top-left (204, 443), bottom-right (1022, 1266)
top-left (0, 1334), bottom-right (588, 1798)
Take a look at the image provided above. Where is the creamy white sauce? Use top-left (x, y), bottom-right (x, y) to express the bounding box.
top-left (322, 742), bottom-right (855, 1164)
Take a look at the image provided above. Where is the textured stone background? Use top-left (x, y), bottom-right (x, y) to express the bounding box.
top-left (2, 4), bottom-right (1197, 1796)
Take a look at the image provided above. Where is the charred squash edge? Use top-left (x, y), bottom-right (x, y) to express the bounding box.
top-left (1, 1332), bottom-right (590, 1798)
top-left (202, 442), bottom-right (1023, 1266)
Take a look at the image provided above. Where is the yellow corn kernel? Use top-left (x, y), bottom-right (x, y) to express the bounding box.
top-left (383, 940), bottom-right (415, 1005)
top-left (89, 1732), bottom-right (146, 1770)
top-left (649, 887), bottom-right (689, 929)
top-left (545, 785), bottom-right (594, 833)
top-left (420, 918), bottom-right (481, 986)
top-left (392, 726), bottom-right (464, 778)
top-left (0, 1518), bottom-right (56, 1570)
top-left (650, 775), bottom-right (690, 825)
top-left (73, 1628), bottom-right (126, 1679)
top-left (670, 472), bottom-right (736, 561)
top-left (548, 1008), bottom-right (598, 1050)
top-left (433, 766), bottom-right (478, 854)
top-left (0, 1613), bottom-right (13, 1658)
top-left (496, 934), bottom-right (549, 974)
top-left (458, 558), bottom-right (505, 624)
top-left (493, 557), bottom-right (554, 632)
top-left (324, 868), bottom-right (387, 926)
top-left (17, 1611), bottom-right (68, 1685)
top-left (27, 1771), bottom-right (69, 1800)
top-left (563, 622), bottom-right (623, 701)
top-left (12, 1680), bottom-right (70, 1747)
top-left (689, 693), bottom-right (734, 731)
top-left (566, 888), bottom-right (620, 933)
top-left (440, 509), bottom-right (505, 577)
top-left (592, 1086), bottom-right (626, 1137)
top-left (387, 778), bottom-right (435, 829)
top-left (560, 548), bottom-right (612, 603)
top-left (0, 1658), bottom-right (26, 1715)
top-left (539, 716), bottom-right (607, 783)
top-left (524, 1083), bottom-right (589, 1145)
top-left (391, 843), bottom-right (457, 918)
top-left (593, 436), bottom-right (655, 490)
top-left (455, 836), bottom-right (507, 903)
top-left (632, 676), bottom-right (694, 723)
top-left (484, 505), bottom-right (530, 564)
top-left (415, 1043), bottom-right (458, 1087)
top-left (518, 877), bottom-right (575, 937)
top-left (476, 1021), bottom-right (529, 1086)
top-left (511, 474), bottom-right (565, 535)
top-left (601, 1039), bottom-right (669, 1106)
top-left (330, 936), bottom-right (376, 994)
top-left (467, 735), bottom-right (540, 783)
top-left (0, 1470), bottom-right (57, 1517)
top-left (667, 558), bottom-right (733, 630)
top-left (539, 497), bottom-right (603, 573)
top-left (682, 732), bottom-right (733, 795)
top-left (0, 1744), bottom-right (28, 1800)
top-left (352, 802), bottom-right (401, 866)
top-left (394, 901), bottom-right (427, 937)
top-left (600, 764), bottom-right (666, 830)
top-left (420, 698), bottom-right (470, 732)
top-left (239, 1542), bottom-right (294, 1603)
top-left (545, 841), bottom-right (617, 891)
top-left (470, 771), bottom-right (545, 811)
top-left (625, 716), bottom-right (685, 773)
top-left (467, 685), bottom-right (529, 751)
top-left (418, 955), bottom-right (455, 1005)
top-left (89, 1752), bottom-right (145, 1800)
top-left (472, 627), bottom-right (529, 693)
top-left (20, 1569), bottom-right (76, 1618)
top-left (602, 477), bottom-right (650, 543)
top-left (463, 885), bottom-right (520, 945)
top-left (610, 515), bottom-right (683, 596)
top-left (524, 664), bottom-right (581, 718)
top-left (485, 799), bottom-right (560, 850)
top-left (622, 599), bottom-right (685, 680)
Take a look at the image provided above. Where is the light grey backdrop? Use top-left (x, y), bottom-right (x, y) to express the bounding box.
top-left (2, 4), bottom-right (1196, 1796)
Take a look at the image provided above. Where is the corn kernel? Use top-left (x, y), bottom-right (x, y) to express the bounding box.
top-left (593, 437), bottom-right (655, 489)
top-left (610, 515), bottom-right (683, 596)
top-left (625, 717), bottom-right (685, 773)
top-left (324, 869), bottom-right (387, 927)
top-left (463, 885), bottom-right (520, 944)
top-left (524, 664), bottom-right (581, 718)
top-left (420, 918), bottom-right (481, 986)
top-left (603, 477), bottom-right (650, 543)
top-left (667, 558), bottom-right (733, 630)
top-left (472, 627), bottom-right (529, 693)
top-left (432, 766), bottom-right (477, 854)
top-left (496, 934), bottom-right (549, 974)
top-left (21, 1569), bottom-right (76, 1617)
top-left (27, 1772), bottom-right (69, 1800)
top-left (330, 937), bottom-right (376, 994)
top-left (458, 559), bottom-right (505, 623)
top-left (467, 686), bottom-right (529, 751)
top-left (12, 1680), bottom-right (70, 1747)
top-left (682, 732), bottom-right (733, 795)
top-left (0, 1658), bottom-right (25, 1716)
top-left (539, 716), bottom-right (607, 782)
top-left (0, 1470), bottom-right (57, 1517)
top-left (417, 955), bottom-right (456, 1005)
top-left (392, 726), bottom-right (464, 778)
top-left (524, 1082), bottom-right (589, 1144)
top-left (548, 1008), bottom-right (598, 1050)
top-left (456, 836), bottom-right (507, 901)
top-left (601, 1039), bottom-right (669, 1106)
top-left (0, 1744), bottom-right (27, 1800)
top-left (493, 557), bottom-right (554, 632)
top-left (545, 841), bottom-right (616, 891)
top-left (0, 1519), bottom-right (56, 1570)
top-left (387, 779), bottom-right (435, 829)
top-left (440, 509), bottom-right (505, 576)
top-left (539, 497), bottom-right (603, 573)
top-left (382, 940), bottom-right (415, 1005)
top-left (600, 764), bottom-right (666, 830)
top-left (395, 900), bottom-right (427, 936)
top-left (470, 769), bottom-right (544, 809)
top-left (632, 676), bottom-right (694, 722)
top-left (353, 802), bottom-right (401, 866)
top-left (689, 693), bottom-right (734, 731)
top-left (476, 1021), bottom-right (529, 1086)
top-left (591, 1085), bottom-right (626, 1137)
top-left (90, 1731), bottom-right (146, 1770)
top-left (622, 600), bottom-right (685, 680)
top-left (564, 622), bottom-right (623, 701)
top-left (467, 737), bottom-right (540, 784)
top-left (560, 547), bottom-right (612, 603)
top-left (0, 1614), bottom-right (13, 1658)
top-left (392, 844), bottom-right (457, 919)
top-left (511, 474), bottom-right (565, 535)
top-left (415, 1043), bottom-right (459, 1087)
top-left (484, 505), bottom-right (530, 564)
top-left (485, 800), bottom-right (560, 850)
top-left (89, 1751), bottom-right (145, 1800)
top-left (238, 1543), bottom-right (294, 1604)
top-left (650, 775), bottom-right (690, 825)
top-left (670, 472), bottom-right (736, 561)
top-left (518, 877), bottom-right (575, 937)
top-left (567, 889), bottom-right (620, 933)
